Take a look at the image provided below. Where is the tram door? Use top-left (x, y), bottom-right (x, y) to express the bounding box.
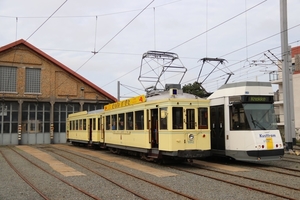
top-left (149, 109), bottom-right (158, 148)
top-left (210, 105), bottom-right (225, 150)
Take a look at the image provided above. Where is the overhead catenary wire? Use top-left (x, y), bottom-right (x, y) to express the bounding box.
top-left (26, 0), bottom-right (68, 41)
top-left (51, 0), bottom-right (155, 94)
top-left (74, 0), bottom-right (155, 73)
top-left (2, 1), bottom-right (299, 98)
top-left (168, 0), bottom-right (267, 51)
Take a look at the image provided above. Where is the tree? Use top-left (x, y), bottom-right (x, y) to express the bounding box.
top-left (182, 82), bottom-right (211, 98)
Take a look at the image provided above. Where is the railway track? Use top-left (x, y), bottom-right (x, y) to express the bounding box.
top-left (283, 157), bottom-right (300, 164)
top-left (43, 146), bottom-right (199, 200)
top-left (0, 150), bottom-right (50, 200)
top-left (171, 162), bottom-right (300, 200)
top-left (0, 147), bottom-right (101, 200)
top-left (254, 165), bottom-right (300, 177)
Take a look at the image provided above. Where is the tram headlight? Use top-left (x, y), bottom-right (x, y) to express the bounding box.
top-left (188, 134), bottom-right (194, 141)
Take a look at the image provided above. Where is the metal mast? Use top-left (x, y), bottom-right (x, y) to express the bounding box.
top-left (280, 0), bottom-right (295, 150)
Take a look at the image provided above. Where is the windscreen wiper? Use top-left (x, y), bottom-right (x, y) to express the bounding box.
top-left (250, 114), bottom-right (266, 130)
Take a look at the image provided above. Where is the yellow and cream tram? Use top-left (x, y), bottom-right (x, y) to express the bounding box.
top-left (67, 85), bottom-right (211, 161)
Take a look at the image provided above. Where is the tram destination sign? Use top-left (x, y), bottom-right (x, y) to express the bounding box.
top-left (241, 95), bottom-right (273, 103)
top-left (104, 95), bottom-right (146, 111)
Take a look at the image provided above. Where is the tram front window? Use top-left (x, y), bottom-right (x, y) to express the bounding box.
top-left (243, 103), bottom-right (277, 130)
top-left (172, 107), bottom-right (183, 129)
top-left (230, 103), bottom-right (277, 131)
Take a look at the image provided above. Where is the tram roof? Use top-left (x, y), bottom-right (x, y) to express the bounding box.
top-left (208, 81), bottom-right (274, 99)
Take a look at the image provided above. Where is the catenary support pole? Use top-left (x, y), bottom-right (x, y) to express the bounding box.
top-left (280, 0), bottom-right (295, 150)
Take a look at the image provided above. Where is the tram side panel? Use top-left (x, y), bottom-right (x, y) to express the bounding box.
top-left (159, 103), bottom-right (211, 153)
top-left (104, 108), bottom-right (151, 150)
top-left (105, 129), bottom-right (151, 149)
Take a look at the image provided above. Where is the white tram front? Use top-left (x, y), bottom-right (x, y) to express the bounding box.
top-left (208, 81), bottom-right (284, 161)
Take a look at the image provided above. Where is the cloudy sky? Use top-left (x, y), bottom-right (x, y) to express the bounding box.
top-left (1, 0), bottom-right (299, 99)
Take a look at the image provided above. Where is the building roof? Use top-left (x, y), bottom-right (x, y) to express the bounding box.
top-left (292, 46), bottom-right (300, 57)
top-left (0, 39), bottom-right (117, 102)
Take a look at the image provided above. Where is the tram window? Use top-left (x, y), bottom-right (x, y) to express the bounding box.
top-left (172, 107), bottom-right (183, 129)
top-left (83, 119), bottom-right (86, 130)
top-left (186, 109), bottom-right (195, 129)
top-left (135, 110), bottom-right (144, 130)
top-left (112, 114), bottom-right (117, 130)
top-left (75, 120), bottom-right (78, 130)
top-left (106, 116), bottom-right (110, 130)
top-left (230, 104), bottom-right (250, 130)
top-left (126, 112), bottom-right (133, 130)
top-left (198, 108), bottom-right (208, 129)
top-left (160, 107), bottom-right (168, 130)
top-left (92, 118), bottom-right (96, 130)
top-left (98, 118), bottom-right (101, 130)
top-left (79, 119), bottom-right (82, 130)
top-left (118, 113), bottom-right (125, 130)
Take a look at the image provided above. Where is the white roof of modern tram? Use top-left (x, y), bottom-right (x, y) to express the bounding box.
top-left (207, 81), bottom-right (274, 100)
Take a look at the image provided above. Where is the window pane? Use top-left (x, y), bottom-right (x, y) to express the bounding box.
top-left (60, 123), bottom-right (66, 132)
top-left (118, 113), bottom-right (124, 130)
top-left (12, 123), bottom-right (18, 133)
top-left (12, 112), bottom-right (18, 122)
top-left (186, 109), bottom-right (195, 129)
top-left (3, 123), bottom-right (10, 133)
top-left (79, 119), bottom-right (82, 130)
top-left (98, 118), bottom-right (101, 130)
top-left (106, 116), bottom-right (110, 130)
top-left (172, 107), bottom-right (183, 129)
top-left (37, 112), bottom-right (43, 121)
top-left (83, 119), bottom-right (86, 130)
top-left (25, 68), bottom-right (41, 93)
top-left (135, 110), bottom-right (144, 130)
top-left (112, 115), bottom-right (117, 130)
top-left (0, 66), bottom-right (17, 92)
top-left (44, 123), bottom-right (50, 132)
top-left (160, 108), bottom-right (167, 130)
top-left (198, 108), bottom-right (208, 129)
top-left (54, 122), bottom-right (59, 132)
top-left (61, 112), bottom-right (66, 121)
top-left (11, 102), bottom-right (18, 111)
top-left (45, 112), bottom-right (50, 121)
top-left (126, 112), bottom-right (133, 130)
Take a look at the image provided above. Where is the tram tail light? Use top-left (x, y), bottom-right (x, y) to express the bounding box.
top-left (262, 145), bottom-right (265, 149)
top-left (202, 134), bottom-right (205, 138)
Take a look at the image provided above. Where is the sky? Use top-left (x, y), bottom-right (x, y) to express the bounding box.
top-left (0, 0), bottom-right (299, 99)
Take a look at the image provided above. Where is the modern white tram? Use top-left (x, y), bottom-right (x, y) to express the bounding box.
top-left (208, 81), bottom-right (284, 161)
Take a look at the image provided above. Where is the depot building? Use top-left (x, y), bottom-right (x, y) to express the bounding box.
top-left (0, 39), bottom-right (117, 145)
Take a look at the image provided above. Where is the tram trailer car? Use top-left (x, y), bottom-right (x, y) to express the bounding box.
top-left (67, 85), bottom-right (211, 161)
top-left (208, 81), bottom-right (284, 161)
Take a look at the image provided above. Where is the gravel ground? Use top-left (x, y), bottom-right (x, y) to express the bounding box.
top-left (1, 144), bottom-right (300, 200)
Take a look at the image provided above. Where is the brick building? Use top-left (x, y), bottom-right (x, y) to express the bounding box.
top-left (0, 39), bottom-right (117, 145)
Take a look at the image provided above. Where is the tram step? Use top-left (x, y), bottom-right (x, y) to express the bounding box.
top-left (147, 154), bottom-right (159, 158)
